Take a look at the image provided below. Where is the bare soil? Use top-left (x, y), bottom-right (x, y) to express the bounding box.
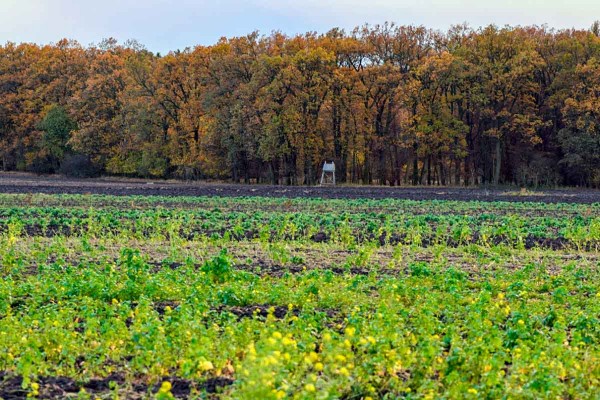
top-left (0, 370), bottom-right (233, 399)
top-left (0, 173), bottom-right (598, 203)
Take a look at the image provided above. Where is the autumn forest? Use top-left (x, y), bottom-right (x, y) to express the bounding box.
top-left (1, 23), bottom-right (600, 187)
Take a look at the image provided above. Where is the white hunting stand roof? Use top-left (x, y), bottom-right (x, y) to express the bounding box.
top-left (320, 161), bottom-right (336, 186)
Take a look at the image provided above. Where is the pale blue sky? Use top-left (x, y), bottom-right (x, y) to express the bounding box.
top-left (1, 0), bottom-right (599, 53)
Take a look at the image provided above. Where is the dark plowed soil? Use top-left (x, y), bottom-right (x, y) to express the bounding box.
top-left (0, 371), bottom-right (233, 399)
top-left (0, 173), bottom-right (598, 203)
top-left (216, 304), bottom-right (299, 319)
top-left (215, 304), bottom-right (342, 324)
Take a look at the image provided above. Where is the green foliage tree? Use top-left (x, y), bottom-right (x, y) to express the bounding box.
top-left (38, 105), bottom-right (76, 160)
top-left (35, 105), bottom-right (76, 172)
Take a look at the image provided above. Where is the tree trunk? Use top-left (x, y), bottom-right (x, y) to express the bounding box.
top-left (454, 158), bottom-right (461, 186)
top-left (427, 156), bottom-right (432, 186)
top-left (493, 138), bottom-right (501, 186)
top-left (412, 143), bottom-right (419, 185)
top-left (439, 161), bottom-right (446, 186)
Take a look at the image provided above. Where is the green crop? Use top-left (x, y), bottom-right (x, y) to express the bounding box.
top-left (0, 193), bottom-right (598, 399)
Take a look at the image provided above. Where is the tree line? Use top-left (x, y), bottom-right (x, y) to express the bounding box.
top-left (1, 23), bottom-right (600, 186)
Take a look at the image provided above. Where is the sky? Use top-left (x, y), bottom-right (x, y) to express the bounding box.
top-left (1, 0), bottom-right (599, 53)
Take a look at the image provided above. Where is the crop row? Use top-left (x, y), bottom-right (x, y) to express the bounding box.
top-left (1, 194), bottom-right (598, 217)
top-left (0, 206), bottom-right (598, 250)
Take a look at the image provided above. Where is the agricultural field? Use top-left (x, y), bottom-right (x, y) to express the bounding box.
top-left (0, 192), bottom-right (599, 399)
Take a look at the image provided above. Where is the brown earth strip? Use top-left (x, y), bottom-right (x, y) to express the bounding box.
top-left (0, 173), bottom-right (599, 204)
top-left (0, 371), bottom-right (233, 399)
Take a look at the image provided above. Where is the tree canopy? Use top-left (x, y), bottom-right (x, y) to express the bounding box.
top-left (1, 23), bottom-right (600, 186)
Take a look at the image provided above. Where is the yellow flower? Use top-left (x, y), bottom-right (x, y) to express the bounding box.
top-left (314, 362), bottom-right (324, 372)
top-left (159, 381), bottom-right (172, 393)
top-left (31, 383), bottom-right (39, 391)
top-left (272, 331), bottom-right (283, 339)
top-left (199, 360), bottom-right (214, 371)
top-left (304, 383), bottom-right (316, 392)
top-left (345, 327), bottom-right (356, 337)
top-left (264, 356), bottom-right (278, 366)
top-left (468, 388), bottom-right (478, 395)
top-left (335, 355), bottom-right (347, 363)
top-left (338, 367), bottom-right (350, 376)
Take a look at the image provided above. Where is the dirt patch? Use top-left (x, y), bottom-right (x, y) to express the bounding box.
top-left (82, 372), bottom-right (126, 392)
top-left (0, 173), bottom-right (598, 204)
top-left (215, 304), bottom-right (341, 323)
top-left (217, 304), bottom-right (297, 319)
top-left (152, 300), bottom-right (180, 315)
top-left (201, 377), bottom-right (235, 394)
top-left (0, 371), bottom-right (233, 399)
top-left (0, 372), bottom-right (27, 400)
top-left (311, 232), bottom-right (329, 243)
